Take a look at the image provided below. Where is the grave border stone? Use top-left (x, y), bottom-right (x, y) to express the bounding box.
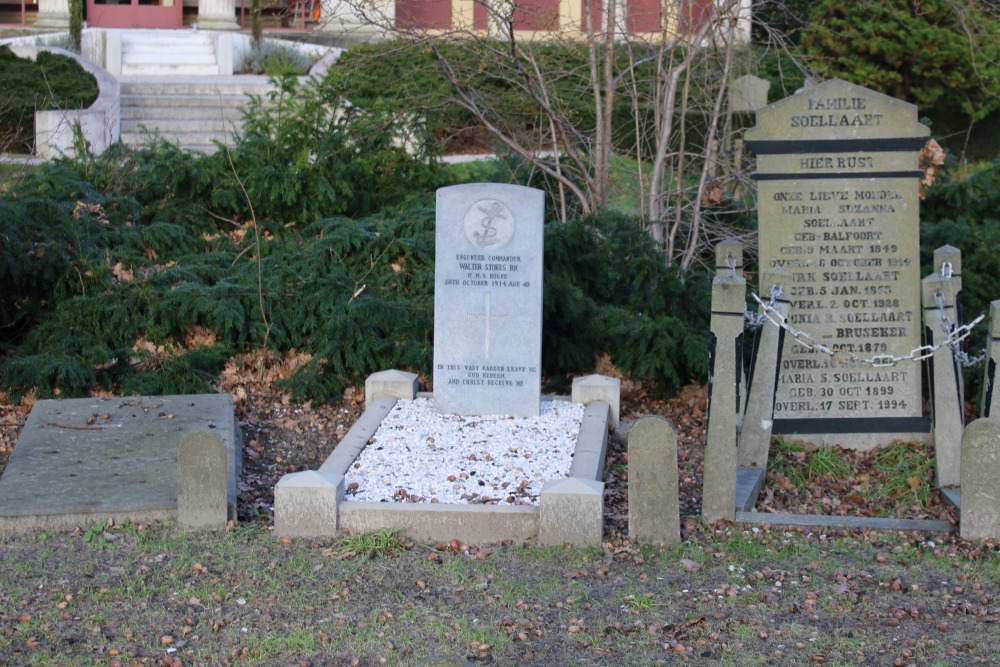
top-left (960, 418), bottom-right (1000, 541)
top-left (275, 371), bottom-right (618, 545)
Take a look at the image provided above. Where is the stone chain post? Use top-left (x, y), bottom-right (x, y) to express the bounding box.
top-left (738, 266), bottom-right (791, 470)
top-left (981, 300), bottom-right (1000, 419)
top-left (702, 254), bottom-right (746, 523)
top-left (922, 245), bottom-right (964, 489)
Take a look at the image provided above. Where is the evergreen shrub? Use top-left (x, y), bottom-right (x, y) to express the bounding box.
top-left (0, 68), bottom-right (711, 401)
top-left (921, 161), bottom-right (1000, 330)
top-left (544, 211), bottom-right (711, 395)
top-left (330, 40), bottom-right (666, 157)
top-left (802, 0), bottom-right (1000, 128)
top-left (0, 46), bottom-right (98, 153)
top-left (219, 72), bottom-right (446, 227)
top-left (0, 151), bottom-right (710, 400)
top-left (921, 160), bottom-right (1000, 406)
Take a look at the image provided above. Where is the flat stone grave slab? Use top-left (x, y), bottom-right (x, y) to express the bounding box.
top-left (0, 394), bottom-right (240, 537)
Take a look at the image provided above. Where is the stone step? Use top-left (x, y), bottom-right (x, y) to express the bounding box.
top-left (121, 37), bottom-right (214, 50)
top-left (123, 51), bottom-right (217, 66)
top-left (120, 105), bottom-right (246, 121)
top-left (121, 130), bottom-right (236, 149)
top-left (119, 77), bottom-right (275, 96)
top-left (116, 76), bottom-right (279, 153)
top-left (120, 93), bottom-right (257, 108)
top-left (117, 31), bottom-right (220, 77)
top-left (121, 63), bottom-right (222, 77)
top-left (120, 30), bottom-right (214, 45)
top-left (121, 117), bottom-right (245, 134)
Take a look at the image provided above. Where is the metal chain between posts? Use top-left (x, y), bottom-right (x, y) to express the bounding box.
top-left (932, 266), bottom-right (986, 368)
top-left (748, 290), bottom-right (986, 369)
top-left (745, 283), bottom-right (781, 329)
top-left (722, 253), bottom-right (779, 330)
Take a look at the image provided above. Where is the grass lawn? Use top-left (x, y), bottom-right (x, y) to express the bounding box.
top-left (1, 520), bottom-right (997, 666)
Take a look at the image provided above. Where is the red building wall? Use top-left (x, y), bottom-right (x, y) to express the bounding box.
top-left (474, 0), bottom-right (561, 31)
top-left (396, 0), bottom-right (452, 29)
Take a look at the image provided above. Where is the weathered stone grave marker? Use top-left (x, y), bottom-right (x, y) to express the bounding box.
top-left (729, 74), bottom-right (770, 114)
top-left (0, 394), bottom-right (240, 537)
top-left (433, 183), bottom-right (544, 417)
top-left (746, 78), bottom-right (930, 449)
top-left (960, 418), bottom-right (1000, 541)
top-left (627, 416), bottom-right (680, 545)
top-left (177, 431), bottom-right (228, 530)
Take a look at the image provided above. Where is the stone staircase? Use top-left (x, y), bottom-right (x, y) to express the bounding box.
top-left (119, 30), bottom-right (221, 77)
top-left (119, 77), bottom-right (276, 154)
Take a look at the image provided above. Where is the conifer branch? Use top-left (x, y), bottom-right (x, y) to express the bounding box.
top-left (222, 148), bottom-right (273, 375)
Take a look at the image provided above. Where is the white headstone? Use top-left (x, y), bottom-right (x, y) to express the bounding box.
top-left (433, 184), bottom-right (544, 417)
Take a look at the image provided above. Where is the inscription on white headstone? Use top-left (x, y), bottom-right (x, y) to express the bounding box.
top-left (433, 184), bottom-right (544, 417)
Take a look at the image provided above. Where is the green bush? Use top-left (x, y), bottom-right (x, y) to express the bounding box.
top-left (0, 46), bottom-right (98, 154)
top-left (219, 72), bottom-right (446, 227)
top-left (240, 41), bottom-right (315, 75)
top-left (0, 152), bottom-right (711, 400)
top-left (0, 66), bottom-right (713, 402)
top-left (802, 0), bottom-right (1000, 126)
top-left (544, 210), bottom-right (711, 395)
top-left (921, 161), bottom-right (1000, 326)
top-left (921, 160), bottom-right (1000, 407)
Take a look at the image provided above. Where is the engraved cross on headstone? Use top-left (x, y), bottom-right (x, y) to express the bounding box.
top-left (467, 292), bottom-right (508, 361)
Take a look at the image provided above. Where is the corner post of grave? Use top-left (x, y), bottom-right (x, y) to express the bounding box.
top-left (739, 266), bottom-right (791, 471)
top-left (981, 300), bottom-right (1000, 418)
top-left (702, 271), bottom-right (746, 523)
top-left (274, 471), bottom-right (344, 538)
top-left (177, 431), bottom-right (229, 531)
top-left (572, 374), bottom-right (620, 429)
top-left (628, 416), bottom-right (680, 545)
top-left (922, 259), bottom-right (964, 489)
top-left (365, 370), bottom-right (419, 406)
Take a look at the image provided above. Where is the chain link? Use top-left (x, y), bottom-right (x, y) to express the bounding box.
top-left (748, 291), bottom-right (986, 369)
top-left (745, 283), bottom-right (782, 328)
top-left (933, 288), bottom-right (986, 368)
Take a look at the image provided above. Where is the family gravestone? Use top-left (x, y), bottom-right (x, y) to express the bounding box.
top-left (746, 79), bottom-right (930, 449)
top-left (433, 183), bottom-right (544, 417)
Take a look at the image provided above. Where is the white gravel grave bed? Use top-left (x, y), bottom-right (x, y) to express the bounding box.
top-left (343, 398), bottom-right (584, 506)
